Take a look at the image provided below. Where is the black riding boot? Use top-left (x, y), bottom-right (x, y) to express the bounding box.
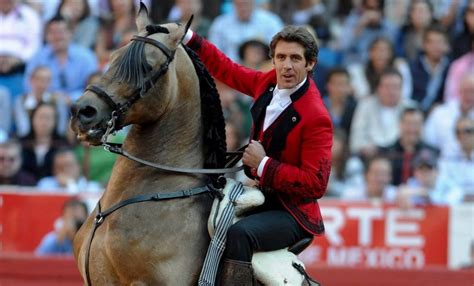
top-left (219, 259), bottom-right (256, 286)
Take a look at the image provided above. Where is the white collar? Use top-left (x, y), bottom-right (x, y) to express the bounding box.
top-left (274, 77), bottom-right (307, 100)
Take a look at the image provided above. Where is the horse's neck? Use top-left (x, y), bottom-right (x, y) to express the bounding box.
top-left (105, 83), bottom-right (205, 202)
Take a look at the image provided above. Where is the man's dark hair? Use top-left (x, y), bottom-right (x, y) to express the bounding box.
top-left (46, 13), bottom-right (72, 32)
top-left (327, 67), bottom-right (350, 81)
top-left (400, 106), bottom-right (424, 121)
top-left (375, 67), bottom-right (402, 88)
top-left (269, 26), bottom-right (319, 64)
top-left (423, 24), bottom-right (448, 42)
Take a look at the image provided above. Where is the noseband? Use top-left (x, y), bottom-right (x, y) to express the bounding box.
top-left (85, 35), bottom-right (175, 143)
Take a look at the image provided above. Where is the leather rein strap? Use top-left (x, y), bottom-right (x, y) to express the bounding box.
top-left (84, 186), bottom-right (212, 286)
top-left (104, 142), bottom-right (245, 174)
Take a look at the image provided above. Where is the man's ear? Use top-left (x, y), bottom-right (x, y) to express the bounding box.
top-left (306, 60), bottom-right (316, 72)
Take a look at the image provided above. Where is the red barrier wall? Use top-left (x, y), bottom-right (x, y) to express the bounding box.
top-left (0, 191), bottom-right (73, 252)
top-left (1, 254), bottom-right (472, 286)
top-left (307, 265), bottom-right (474, 286)
top-left (0, 253), bottom-right (82, 286)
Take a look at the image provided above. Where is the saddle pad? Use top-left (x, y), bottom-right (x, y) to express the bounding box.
top-left (252, 249), bottom-right (305, 286)
top-left (208, 178), bottom-right (265, 237)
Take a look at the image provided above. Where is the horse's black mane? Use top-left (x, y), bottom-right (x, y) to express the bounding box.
top-left (112, 40), bottom-right (153, 88)
top-left (183, 45), bottom-right (227, 174)
top-left (111, 27), bottom-right (227, 182)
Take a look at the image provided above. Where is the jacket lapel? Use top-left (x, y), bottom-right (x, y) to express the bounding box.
top-left (250, 86), bottom-right (274, 139)
top-left (262, 79), bottom-right (310, 158)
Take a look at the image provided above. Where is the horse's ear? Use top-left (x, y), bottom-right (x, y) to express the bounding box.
top-left (136, 2), bottom-right (151, 33)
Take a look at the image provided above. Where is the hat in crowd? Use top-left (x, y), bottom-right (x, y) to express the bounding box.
top-left (413, 150), bottom-right (438, 168)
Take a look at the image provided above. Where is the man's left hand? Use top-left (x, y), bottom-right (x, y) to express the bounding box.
top-left (243, 140), bottom-right (266, 169)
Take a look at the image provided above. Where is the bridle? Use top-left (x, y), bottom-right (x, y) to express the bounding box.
top-left (84, 33), bottom-right (244, 175)
top-left (85, 35), bottom-right (175, 143)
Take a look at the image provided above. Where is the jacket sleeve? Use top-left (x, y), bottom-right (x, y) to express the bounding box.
top-left (187, 33), bottom-right (265, 98)
top-left (260, 114), bottom-right (333, 199)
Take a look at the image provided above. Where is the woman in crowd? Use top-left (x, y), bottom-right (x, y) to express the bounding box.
top-left (348, 36), bottom-right (412, 100)
top-left (55, 0), bottom-right (99, 49)
top-left (396, 0), bottom-right (435, 62)
top-left (20, 103), bottom-right (69, 182)
top-left (95, 0), bottom-right (136, 67)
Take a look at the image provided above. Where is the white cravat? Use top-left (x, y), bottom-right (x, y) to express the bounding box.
top-left (257, 78), bottom-right (307, 176)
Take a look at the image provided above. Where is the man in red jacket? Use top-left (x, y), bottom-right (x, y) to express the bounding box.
top-left (185, 25), bottom-right (332, 285)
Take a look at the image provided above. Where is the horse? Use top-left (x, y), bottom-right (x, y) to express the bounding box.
top-left (70, 4), bottom-right (227, 285)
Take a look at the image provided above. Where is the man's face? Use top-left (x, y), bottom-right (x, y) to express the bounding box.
top-left (326, 73), bottom-right (351, 99)
top-left (377, 74), bottom-right (402, 107)
top-left (0, 146), bottom-right (22, 178)
top-left (233, 0), bottom-right (253, 22)
top-left (456, 118), bottom-right (474, 151)
top-left (423, 31), bottom-right (449, 61)
top-left (53, 152), bottom-right (80, 179)
top-left (46, 21), bottom-right (71, 53)
top-left (400, 111), bottom-right (424, 143)
top-left (460, 75), bottom-right (474, 111)
top-left (30, 68), bottom-right (52, 95)
top-left (273, 41), bottom-right (314, 90)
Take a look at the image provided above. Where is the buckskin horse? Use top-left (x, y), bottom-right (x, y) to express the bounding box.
top-left (70, 3), bottom-right (318, 286)
top-left (70, 4), bottom-right (231, 285)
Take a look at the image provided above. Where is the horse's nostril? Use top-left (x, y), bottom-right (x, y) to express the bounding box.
top-left (78, 105), bottom-right (98, 123)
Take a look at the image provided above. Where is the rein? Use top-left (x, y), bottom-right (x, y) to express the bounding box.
top-left (103, 142), bottom-right (245, 174)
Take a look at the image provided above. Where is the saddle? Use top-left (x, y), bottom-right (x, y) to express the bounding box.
top-left (208, 179), bottom-right (320, 286)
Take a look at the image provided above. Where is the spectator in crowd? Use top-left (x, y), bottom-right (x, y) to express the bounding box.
top-left (438, 116), bottom-right (474, 200)
top-left (342, 155), bottom-right (397, 202)
top-left (350, 68), bottom-right (416, 158)
top-left (95, 0), bottom-right (137, 67)
top-left (37, 148), bottom-right (103, 194)
top-left (338, 0), bottom-right (398, 64)
top-left (14, 66), bottom-right (69, 137)
top-left (384, 0), bottom-right (411, 27)
top-left (167, 0), bottom-right (212, 39)
top-left (323, 67), bottom-right (357, 137)
top-left (327, 128), bottom-right (364, 197)
top-left (208, 0), bottom-right (283, 62)
top-left (292, 0), bottom-right (327, 27)
top-left (397, 149), bottom-right (464, 208)
top-left (0, 86), bottom-right (12, 139)
top-left (431, 0), bottom-right (468, 35)
top-left (396, 0), bottom-right (436, 62)
top-left (0, 0), bottom-right (42, 98)
top-left (424, 72), bottom-right (474, 150)
top-left (20, 103), bottom-right (70, 182)
top-left (36, 198), bottom-right (88, 255)
top-left (379, 107), bottom-right (439, 186)
top-left (451, 0), bottom-right (474, 60)
top-left (444, 34), bottom-right (474, 103)
top-left (24, 14), bottom-right (98, 101)
top-left (238, 39), bottom-right (272, 71)
top-left (55, 0), bottom-right (99, 50)
top-left (348, 36), bottom-right (412, 100)
top-left (0, 139), bottom-right (36, 186)
top-left (410, 25), bottom-right (451, 112)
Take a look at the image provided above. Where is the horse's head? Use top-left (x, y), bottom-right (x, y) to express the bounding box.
top-left (70, 3), bottom-right (192, 145)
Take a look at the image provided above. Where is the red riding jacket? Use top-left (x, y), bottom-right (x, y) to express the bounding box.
top-left (187, 34), bottom-right (333, 235)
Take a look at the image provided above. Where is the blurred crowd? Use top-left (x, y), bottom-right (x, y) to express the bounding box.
top-left (0, 0), bottom-right (473, 221)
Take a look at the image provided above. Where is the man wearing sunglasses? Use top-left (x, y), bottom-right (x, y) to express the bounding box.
top-left (0, 139), bottom-right (36, 186)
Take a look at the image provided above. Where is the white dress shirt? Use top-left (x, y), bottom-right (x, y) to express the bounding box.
top-left (257, 78), bottom-right (307, 176)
